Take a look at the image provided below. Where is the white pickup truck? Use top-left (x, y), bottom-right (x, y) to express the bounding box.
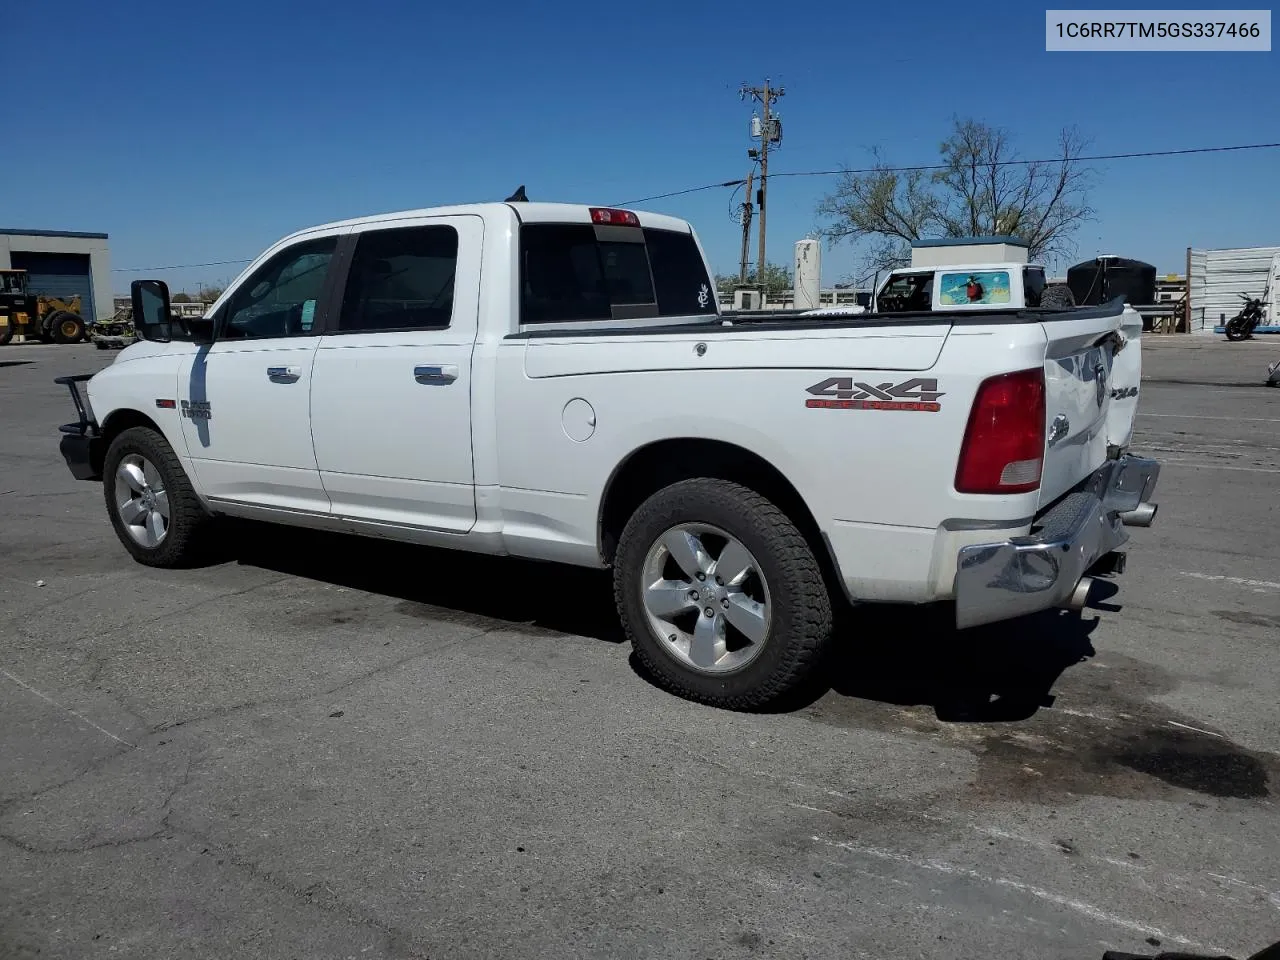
top-left (56, 201), bottom-right (1159, 709)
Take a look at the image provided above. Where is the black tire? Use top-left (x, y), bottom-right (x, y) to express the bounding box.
top-left (1225, 317), bottom-right (1249, 342)
top-left (52, 312), bottom-right (86, 344)
top-left (1041, 284), bottom-right (1076, 310)
top-left (0, 324), bottom-right (12, 346)
top-left (613, 478), bottom-right (833, 710)
top-left (102, 426), bottom-right (213, 567)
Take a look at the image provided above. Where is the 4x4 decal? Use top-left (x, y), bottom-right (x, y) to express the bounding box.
top-left (805, 377), bottom-right (945, 412)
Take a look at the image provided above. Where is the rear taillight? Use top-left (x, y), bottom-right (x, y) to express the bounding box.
top-left (589, 207), bottom-right (640, 226)
top-left (955, 368), bottom-right (1046, 494)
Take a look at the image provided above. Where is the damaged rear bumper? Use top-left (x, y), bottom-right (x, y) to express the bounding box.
top-left (954, 454), bottom-right (1160, 629)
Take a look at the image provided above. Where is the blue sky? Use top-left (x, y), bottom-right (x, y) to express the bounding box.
top-left (4, 0), bottom-right (1277, 295)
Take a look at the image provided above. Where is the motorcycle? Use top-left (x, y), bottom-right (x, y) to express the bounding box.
top-left (1225, 287), bottom-right (1269, 341)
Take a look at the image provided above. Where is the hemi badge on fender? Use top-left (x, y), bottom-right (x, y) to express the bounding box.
top-left (805, 377), bottom-right (945, 412)
top-left (155, 399), bottom-right (177, 409)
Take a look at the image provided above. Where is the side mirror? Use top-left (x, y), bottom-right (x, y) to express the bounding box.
top-left (131, 279), bottom-right (172, 342)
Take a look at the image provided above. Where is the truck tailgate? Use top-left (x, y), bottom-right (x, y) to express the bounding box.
top-left (1038, 301), bottom-right (1135, 507)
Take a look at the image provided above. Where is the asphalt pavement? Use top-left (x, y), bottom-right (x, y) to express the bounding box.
top-left (2, 335), bottom-right (1278, 960)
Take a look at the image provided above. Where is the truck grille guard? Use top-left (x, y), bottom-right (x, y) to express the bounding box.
top-left (55, 374), bottom-right (99, 437)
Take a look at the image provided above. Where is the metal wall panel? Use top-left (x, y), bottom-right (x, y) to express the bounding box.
top-left (1188, 245), bottom-right (1279, 334)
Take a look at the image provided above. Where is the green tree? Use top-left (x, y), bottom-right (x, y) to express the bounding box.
top-left (714, 262), bottom-right (793, 296)
top-left (196, 285), bottom-right (226, 304)
top-left (816, 119), bottom-right (1095, 272)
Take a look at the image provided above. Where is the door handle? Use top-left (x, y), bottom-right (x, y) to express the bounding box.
top-left (267, 366), bottom-right (302, 383)
top-left (414, 364), bottom-right (459, 384)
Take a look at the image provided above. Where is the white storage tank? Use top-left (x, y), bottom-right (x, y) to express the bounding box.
top-left (794, 239), bottom-right (821, 311)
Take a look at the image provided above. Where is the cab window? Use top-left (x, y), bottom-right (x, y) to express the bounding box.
top-left (519, 224), bottom-right (716, 325)
top-left (877, 272), bottom-right (932, 312)
top-left (221, 237), bottom-right (337, 340)
top-left (1023, 267), bottom-right (1047, 307)
top-left (339, 225), bottom-right (459, 332)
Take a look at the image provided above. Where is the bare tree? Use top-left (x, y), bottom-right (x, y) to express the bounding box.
top-left (817, 119), bottom-right (1096, 273)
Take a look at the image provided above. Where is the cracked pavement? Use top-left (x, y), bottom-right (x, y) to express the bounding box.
top-left (2, 338), bottom-right (1279, 959)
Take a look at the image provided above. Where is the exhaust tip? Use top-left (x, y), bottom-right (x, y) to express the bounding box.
top-left (1120, 501), bottom-right (1158, 527)
top-left (1066, 576), bottom-right (1095, 612)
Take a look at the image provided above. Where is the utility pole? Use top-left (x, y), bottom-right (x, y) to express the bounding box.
top-left (738, 167), bottom-right (755, 284)
top-left (741, 79), bottom-right (784, 288)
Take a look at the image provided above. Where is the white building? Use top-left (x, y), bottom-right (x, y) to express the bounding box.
top-left (0, 228), bottom-right (112, 322)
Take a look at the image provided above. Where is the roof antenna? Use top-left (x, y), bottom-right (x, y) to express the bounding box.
top-left (505, 184), bottom-right (528, 202)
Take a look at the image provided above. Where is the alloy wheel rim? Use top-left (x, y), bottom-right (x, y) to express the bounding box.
top-left (114, 454), bottom-right (170, 548)
top-left (639, 523), bottom-right (771, 674)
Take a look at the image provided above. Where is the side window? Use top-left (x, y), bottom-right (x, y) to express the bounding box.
top-left (339, 225), bottom-right (459, 332)
top-left (222, 237), bottom-right (336, 340)
top-left (878, 272), bottom-right (933, 312)
top-left (939, 271), bottom-right (1011, 306)
top-left (1023, 267), bottom-right (1046, 307)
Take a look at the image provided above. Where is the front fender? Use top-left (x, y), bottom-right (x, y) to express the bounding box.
top-left (87, 353), bottom-right (188, 459)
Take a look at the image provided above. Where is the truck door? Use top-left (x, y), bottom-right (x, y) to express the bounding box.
top-left (309, 215), bottom-right (482, 533)
top-left (176, 234), bottom-right (343, 512)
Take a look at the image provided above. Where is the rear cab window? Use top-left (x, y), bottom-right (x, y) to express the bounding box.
top-left (519, 221), bottom-right (717, 327)
top-left (938, 270), bottom-right (1012, 307)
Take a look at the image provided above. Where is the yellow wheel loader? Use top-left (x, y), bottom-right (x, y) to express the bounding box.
top-left (0, 269), bottom-right (88, 345)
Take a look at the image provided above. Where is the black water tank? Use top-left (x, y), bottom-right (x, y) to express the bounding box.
top-left (1067, 256), bottom-right (1157, 306)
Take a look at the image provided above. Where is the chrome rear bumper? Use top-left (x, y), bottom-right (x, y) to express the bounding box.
top-left (954, 455), bottom-right (1160, 629)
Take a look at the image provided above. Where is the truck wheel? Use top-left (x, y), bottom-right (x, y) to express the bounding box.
top-left (53, 312), bottom-right (86, 344)
top-left (0, 325), bottom-right (12, 346)
top-left (103, 426), bottom-right (212, 568)
top-left (613, 478), bottom-right (833, 710)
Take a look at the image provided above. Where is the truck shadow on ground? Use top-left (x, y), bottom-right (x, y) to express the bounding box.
top-left (225, 520), bottom-right (1112, 723)
top-left (815, 595), bottom-right (1108, 722)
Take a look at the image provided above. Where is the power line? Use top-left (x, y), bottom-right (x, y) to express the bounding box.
top-left (616, 140), bottom-right (1280, 205)
top-left (615, 179), bottom-right (746, 206)
top-left (769, 140), bottom-right (1280, 181)
top-left (111, 140), bottom-right (1280, 273)
top-left (111, 257), bottom-right (250, 272)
